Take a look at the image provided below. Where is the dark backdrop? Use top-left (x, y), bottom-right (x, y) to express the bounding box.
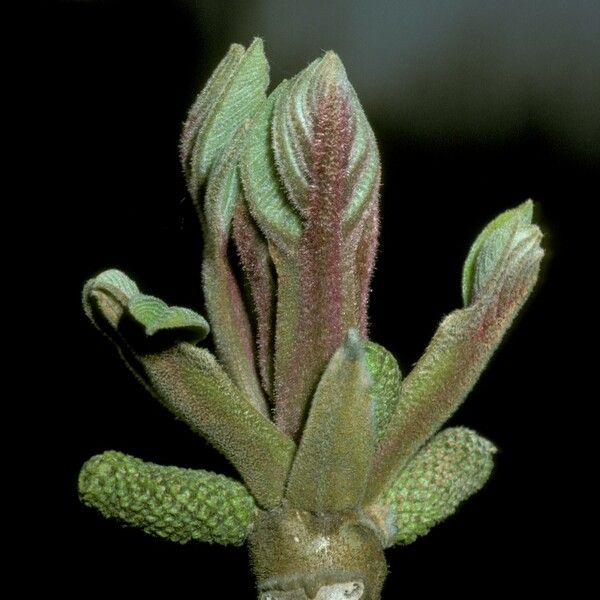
top-left (34, 1), bottom-right (592, 595)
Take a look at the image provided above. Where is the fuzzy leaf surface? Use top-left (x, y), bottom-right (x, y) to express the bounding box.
top-left (181, 38), bottom-right (269, 199)
top-left (286, 331), bottom-right (375, 513)
top-left (83, 270), bottom-right (295, 508)
top-left (368, 201), bottom-right (543, 499)
top-left (202, 124), bottom-right (269, 414)
top-left (364, 341), bottom-right (401, 444)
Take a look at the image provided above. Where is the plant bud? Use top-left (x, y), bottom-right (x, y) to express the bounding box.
top-left (181, 38), bottom-right (269, 200)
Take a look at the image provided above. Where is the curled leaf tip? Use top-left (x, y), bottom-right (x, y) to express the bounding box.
top-left (84, 269), bottom-right (209, 343)
top-left (128, 295), bottom-right (210, 341)
top-left (462, 199), bottom-right (543, 307)
top-left (180, 38), bottom-right (269, 199)
top-left (92, 268), bottom-right (139, 298)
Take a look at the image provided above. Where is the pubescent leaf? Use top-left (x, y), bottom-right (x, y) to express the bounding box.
top-left (181, 38), bottom-right (269, 200)
top-left (128, 294), bottom-right (209, 341)
top-left (271, 52), bottom-right (380, 235)
top-left (367, 202), bottom-right (543, 499)
top-left (79, 450), bottom-right (257, 545)
top-left (251, 53), bottom-right (381, 439)
top-left (84, 269), bottom-right (209, 342)
top-left (285, 330), bottom-right (376, 513)
top-left (462, 199), bottom-right (535, 305)
top-left (241, 80), bottom-right (302, 256)
top-left (202, 122), bottom-right (269, 415)
top-left (93, 268), bottom-right (139, 297)
top-left (180, 43), bottom-right (243, 179)
top-left (83, 270), bottom-right (295, 509)
top-left (232, 200), bottom-right (276, 397)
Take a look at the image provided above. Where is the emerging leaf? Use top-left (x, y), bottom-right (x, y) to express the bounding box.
top-left (188, 42), bottom-right (273, 414)
top-left (83, 270), bottom-right (295, 509)
top-left (83, 269), bottom-right (208, 341)
top-left (241, 81), bottom-right (301, 254)
top-left (93, 268), bottom-right (139, 297)
top-left (368, 202), bottom-right (543, 499)
top-left (462, 200), bottom-right (536, 305)
top-left (79, 451), bottom-right (257, 545)
top-left (128, 294), bottom-right (209, 341)
top-left (286, 330), bottom-right (376, 513)
top-left (242, 52), bottom-right (381, 439)
top-left (202, 124), bottom-right (269, 414)
top-left (272, 53), bottom-right (380, 234)
top-left (232, 200), bottom-right (276, 397)
top-left (181, 38), bottom-right (269, 200)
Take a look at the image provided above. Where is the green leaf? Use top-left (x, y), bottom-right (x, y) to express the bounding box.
top-left (181, 38), bottom-right (269, 200)
top-left (364, 341), bottom-right (402, 444)
top-left (462, 199), bottom-right (535, 305)
top-left (84, 269), bottom-right (209, 343)
top-left (181, 43), bottom-right (244, 192)
top-left (367, 202), bottom-right (543, 499)
top-left (240, 80), bottom-right (302, 256)
top-left (373, 428), bottom-right (496, 546)
top-left (128, 294), bottom-right (209, 341)
top-left (83, 270), bottom-right (295, 508)
top-left (232, 200), bottom-right (276, 397)
top-left (285, 330), bottom-right (376, 513)
top-left (79, 451), bottom-right (257, 545)
top-left (203, 122), bottom-right (250, 246)
top-left (200, 120), bottom-right (269, 415)
top-left (93, 268), bottom-right (139, 297)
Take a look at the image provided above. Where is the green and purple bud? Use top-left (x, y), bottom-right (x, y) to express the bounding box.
top-left (79, 39), bottom-right (546, 598)
top-left (181, 39), bottom-right (272, 415)
top-left (241, 52), bottom-right (381, 438)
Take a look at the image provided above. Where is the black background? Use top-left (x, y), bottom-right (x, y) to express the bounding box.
top-left (33, 1), bottom-right (591, 595)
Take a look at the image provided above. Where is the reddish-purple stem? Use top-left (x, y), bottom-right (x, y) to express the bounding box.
top-left (233, 200), bottom-right (276, 398)
top-left (276, 86), bottom-right (354, 436)
top-left (355, 198), bottom-right (380, 336)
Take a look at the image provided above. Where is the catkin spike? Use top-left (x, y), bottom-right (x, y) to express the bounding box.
top-left (364, 341), bottom-right (402, 444)
top-left (372, 428), bottom-right (496, 546)
top-left (79, 451), bottom-right (257, 545)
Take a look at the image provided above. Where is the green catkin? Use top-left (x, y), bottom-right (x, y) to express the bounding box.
top-left (79, 451), bottom-right (257, 545)
top-left (364, 341), bottom-right (402, 443)
top-left (379, 428), bottom-right (496, 546)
